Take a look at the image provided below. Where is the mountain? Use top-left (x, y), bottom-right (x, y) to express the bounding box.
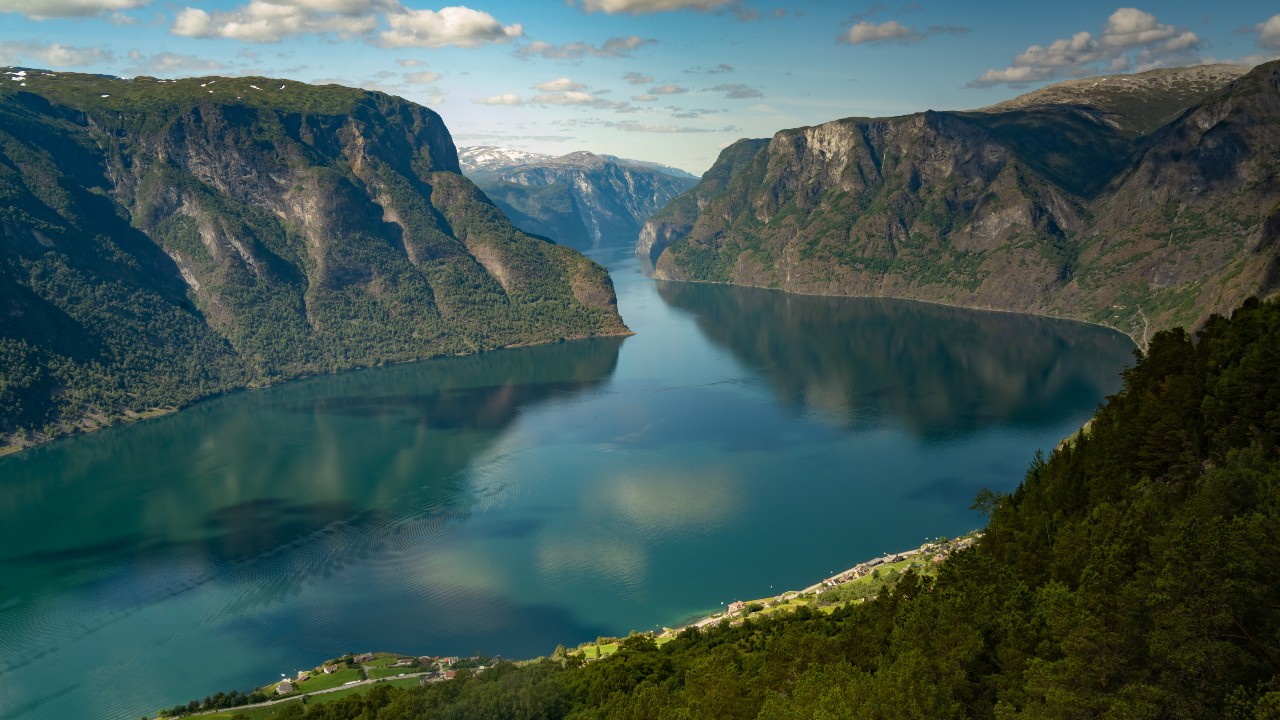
top-left (459, 146), bottom-right (698, 249)
top-left (0, 69), bottom-right (628, 451)
top-left (645, 61), bottom-right (1280, 343)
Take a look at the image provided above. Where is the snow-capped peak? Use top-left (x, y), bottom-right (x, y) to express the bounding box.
top-left (458, 146), bottom-right (554, 173)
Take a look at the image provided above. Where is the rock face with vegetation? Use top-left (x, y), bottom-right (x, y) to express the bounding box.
top-left (647, 61), bottom-right (1280, 342)
top-left (460, 146), bottom-right (696, 249)
top-left (0, 70), bottom-right (628, 449)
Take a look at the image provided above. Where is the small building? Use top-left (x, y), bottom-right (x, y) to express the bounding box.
top-left (727, 601), bottom-right (746, 613)
top-left (444, 670), bottom-right (457, 680)
top-left (439, 656), bottom-right (459, 667)
top-left (277, 680), bottom-right (293, 695)
top-left (296, 671), bottom-right (310, 682)
top-left (322, 664), bottom-right (340, 674)
top-left (354, 652), bottom-right (374, 663)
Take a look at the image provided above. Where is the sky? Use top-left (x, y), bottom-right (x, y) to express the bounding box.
top-left (1, 1), bottom-right (1279, 173)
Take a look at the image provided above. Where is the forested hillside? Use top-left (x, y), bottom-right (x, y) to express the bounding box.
top-left (647, 61), bottom-right (1280, 343)
top-left (0, 70), bottom-right (627, 451)
top-left (205, 296), bottom-right (1280, 719)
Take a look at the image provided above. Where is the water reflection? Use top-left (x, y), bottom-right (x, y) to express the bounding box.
top-left (0, 337), bottom-right (623, 719)
top-left (655, 280), bottom-right (1135, 439)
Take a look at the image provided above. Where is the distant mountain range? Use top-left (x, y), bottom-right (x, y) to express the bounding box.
top-left (460, 146), bottom-right (697, 249)
top-left (0, 69), bottom-right (627, 450)
top-left (643, 62), bottom-right (1280, 343)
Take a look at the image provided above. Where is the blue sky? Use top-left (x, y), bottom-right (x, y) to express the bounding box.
top-left (2, 1), bottom-right (1278, 173)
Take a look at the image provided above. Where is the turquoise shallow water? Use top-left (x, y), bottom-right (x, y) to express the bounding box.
top-left (0, 246), bottom-right (1135, 720)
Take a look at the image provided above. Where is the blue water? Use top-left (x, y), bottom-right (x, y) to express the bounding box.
top-left (0, 246), bottom-right (1134, 719)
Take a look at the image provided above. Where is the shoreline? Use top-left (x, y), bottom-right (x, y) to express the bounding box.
top-left (662, 532), bottom-right (982, 636)
top-left (0, 329), bottom-right (632, 457)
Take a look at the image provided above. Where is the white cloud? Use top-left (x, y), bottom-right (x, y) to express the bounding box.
top-left (123, 49), bottom-right (225, 75)
top-left (840, 20), bottom-right (923, 45)
top-left (515, 35), bottom-right (654, 60)
top-left (0, 0), bottom-right (147, 19)
top-left (529, 90), bottom-right (637, 113)
top-left (474, 93), bottom-right (522, 105)
top-left (575, 0), bottom-right (731, 14)
top-left (0, 40), bottom-right (114, 66)
top-left (171, 1), bottom-right (378, 42)
top-left (1101, 7), bottom-right (1177, 48)
top-left (170, 1), bottom-right (520, 48)
top-left (632, 93), bottom-right (657, 101)
top-left (404, 70), bottom-right (442, 83)
top-left (396, 58), bottom-right (424, 67)
top-left (534, 77), bottom-right (586, 92)
top-left (623, 71), bottom-right (654, 85)
top-left (379, 6), bottom-right (522, 48)
top-left (648, 83), bottom-right (688, 94)
top-left (970, 8), bottom-right (1201, 87)
top-left (1257, 13), bottom-right (1280, 49)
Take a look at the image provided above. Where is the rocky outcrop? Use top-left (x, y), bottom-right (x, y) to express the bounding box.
top-left (650, 61), bottom-right (1280, 341)
top-left (0, 70), bottom-right (627, 448)
top-left (460, 147), bottom-right (696, 249)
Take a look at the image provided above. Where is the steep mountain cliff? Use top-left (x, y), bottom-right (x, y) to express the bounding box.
top-left (0, 69), bottom-right (628, 450)
top-left (648, 61), bottom-right (1280, 342)
top-left (460, 146), bottom-right (696, 249)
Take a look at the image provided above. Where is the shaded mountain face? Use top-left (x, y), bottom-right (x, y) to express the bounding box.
top-left (647, 61), bottom-right (1280, 343)
top-left (460, 146), bottom-right (697, 249)
top-left (0, 70), bottom-right (628, 448)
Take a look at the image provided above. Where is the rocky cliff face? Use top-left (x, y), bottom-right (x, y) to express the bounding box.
top-left (0, 70), bottom-right (627, 449)
top-left (649, 61), bottom-right (1280, 342)
top-left (460, 147), bottom-right (696, 249)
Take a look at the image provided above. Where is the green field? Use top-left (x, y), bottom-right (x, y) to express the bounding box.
top-left (294, 668), bottom-right (362, 694)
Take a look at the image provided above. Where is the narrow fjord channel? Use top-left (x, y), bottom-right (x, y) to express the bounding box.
top-left (0, 244), bottom-right (1135, 720)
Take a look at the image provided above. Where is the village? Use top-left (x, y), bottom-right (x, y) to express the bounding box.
top-left (162, 533), bottom-right (981, 717)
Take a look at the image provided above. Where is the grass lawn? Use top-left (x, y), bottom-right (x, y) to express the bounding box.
top-left (364, 656), bottom-right (403, 668)
top-left (577, 637), bottom-right (673, 660)
top-left (197, 679), bottom-right (425, 719)
top-left (295, 668), bottom-right (362, 693)
top-left (368, 666), bottom-right (420, 680)
top-left (200, 700), bottom-right (300, 720)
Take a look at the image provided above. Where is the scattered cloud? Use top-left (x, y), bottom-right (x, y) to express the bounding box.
top-left (529, 90), bottom-right (636, 113)
top-left (710, 82), bottom-right (762, 98)
top-left (0, 40), bottom-right (114, 67)
top-left (838, 18), bottom-right (968, 46)
top-left (623, 71), bottom-right (654, 85)
top-left (574, 0), bottom-right (733, 15)
top-left (632, 93), bottom-right (657, 101)
top-left (970, 8), bottom-right (1201, 88)
top-left (404, 70), bottom-right (442, 83)
top-left (170, 2), bottom-right (521, 48)
top-left (1257, 13), bottom-right (1280, 49)
top-left (515, 36), bottom-right (655, 60)
top-left (535, 77), bottom-right (586, 92)
top-left (649, 83), bottom-right (689, 94)
top-left (0, 0), bottom-right (148, 20)
top-left (396, 58), bottom-right (425, 68)
top-left (172, 3), bottom-right (378, 42)
top-left (122, 49), bottom-right (225, 75)
top-left (378, 6), bottom-right (522, 48)
top-left (474, 93), bottom-right (523, 105)
top-left (840, 19), bottom-right (922, 45)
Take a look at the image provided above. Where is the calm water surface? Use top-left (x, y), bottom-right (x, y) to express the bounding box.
top-left (0, 246), bottom-right (1135, 720)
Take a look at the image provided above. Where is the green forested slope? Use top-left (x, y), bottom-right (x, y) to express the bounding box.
top-left (200, 296), bottom-right (1280, 719)
top-left (0, 71), bottom-right (627, 450)
top-left (649, 61), bottom-right (1280, 343)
